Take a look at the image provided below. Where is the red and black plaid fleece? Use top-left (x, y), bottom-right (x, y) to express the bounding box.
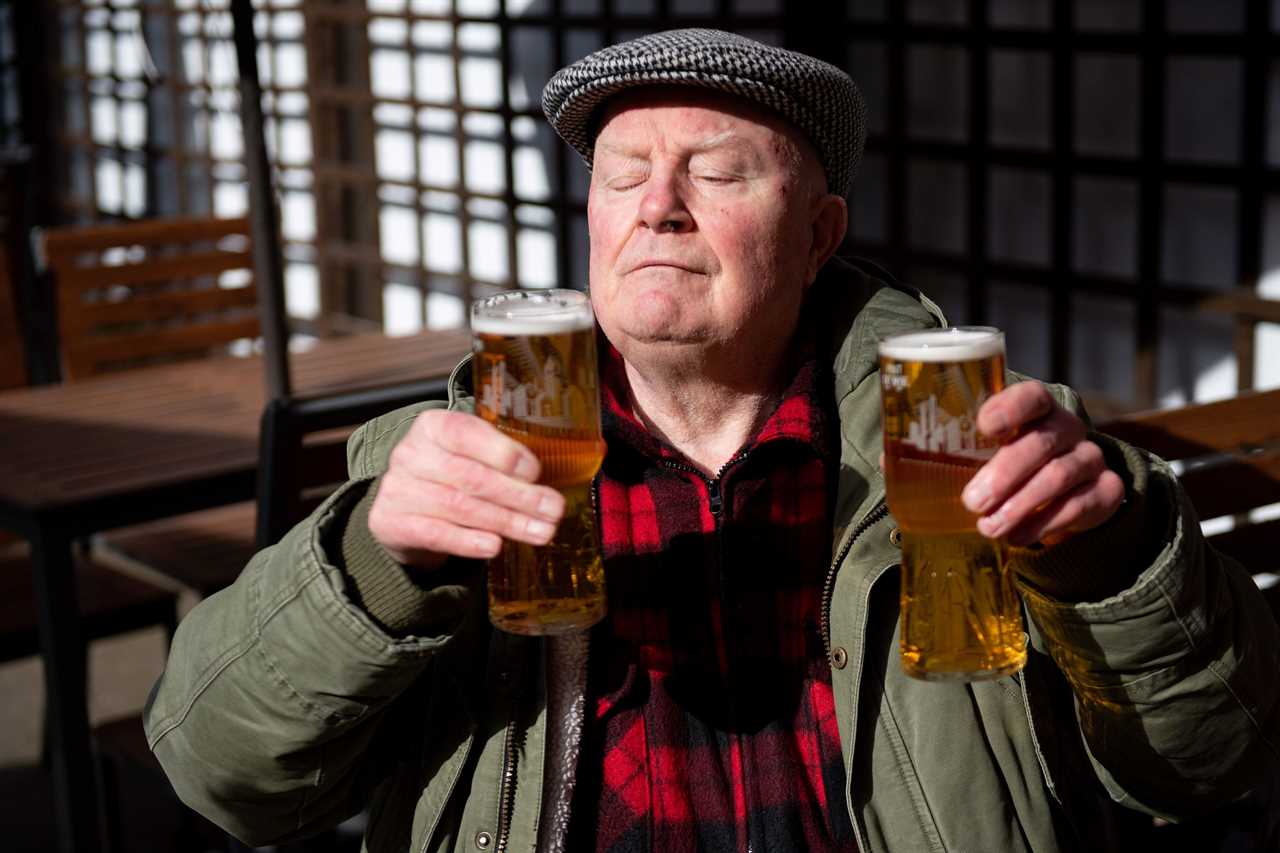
top-left (566, 342), bottom-right (858, 852)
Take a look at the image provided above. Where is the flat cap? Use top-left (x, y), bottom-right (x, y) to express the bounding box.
top-left (542, 28), bottom-right (867, 197)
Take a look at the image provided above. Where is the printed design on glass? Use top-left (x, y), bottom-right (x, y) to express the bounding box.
top-left (477, 333), bottom-right (597, 431)
top-left (882, 361), bottom-right (990, 458)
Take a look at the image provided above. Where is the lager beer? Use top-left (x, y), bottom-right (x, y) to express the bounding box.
top-left (471, 290), bottom-right (606, 635)
top-left (878, 327), bottom-right (1026, 681)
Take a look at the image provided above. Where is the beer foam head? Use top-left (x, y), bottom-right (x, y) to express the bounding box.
top-left (878, 327), bottom-right (1004, 362)
top-left (472, 289), bottom-right (594, 336)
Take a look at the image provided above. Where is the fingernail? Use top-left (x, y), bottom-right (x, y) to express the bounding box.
top-left (978, 510), bottom-right (1006, 539)
top-left (985, 409), bottom-right (1011, 439)
top-left (963, 475), bottom-right (992, 514)
top-left (527, 519), bottom-right (555, 542)
top-left (537, 492), bottom-right (564, 520)
top-left (514, 455), bottom-right (540, 481)
top-left (476, 535), bottom-right (502, 558)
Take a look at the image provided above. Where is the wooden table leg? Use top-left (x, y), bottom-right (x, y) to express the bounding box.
top-left (30, 520), bottom-right (105, 853)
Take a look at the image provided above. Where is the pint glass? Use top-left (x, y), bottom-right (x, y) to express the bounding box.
top-left (471, 290), bottom-right (606, 635)
top-left (878, 327), bottom-right (1026, 681)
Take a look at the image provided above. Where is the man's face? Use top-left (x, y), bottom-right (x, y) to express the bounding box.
top-left (586, 89), bottom-right (838, 370)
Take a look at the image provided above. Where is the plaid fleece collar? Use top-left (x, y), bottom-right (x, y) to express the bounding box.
top-left (598, 337), bottom-right (835, 470)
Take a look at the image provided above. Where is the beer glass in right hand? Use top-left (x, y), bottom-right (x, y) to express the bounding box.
top-left (471, 289), bottom-right (607, 636)
top-left (878, 327), bottom-right (1027, 681)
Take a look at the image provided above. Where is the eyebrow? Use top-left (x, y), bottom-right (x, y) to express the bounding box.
top-left (692, 130), bottom-right (738, 152)
top-left (596, 131), bottom-right (755, 159)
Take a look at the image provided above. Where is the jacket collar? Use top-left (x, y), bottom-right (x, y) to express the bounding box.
top-left (797, 257), bottom-right (944, 547)
top-left (805, 255), bottom-right (946, 406)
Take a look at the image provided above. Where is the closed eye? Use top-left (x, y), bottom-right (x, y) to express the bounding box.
top-left (605, 174), bottom-right (647, 191)
top-left (694, 172), bottom-right (741, 186)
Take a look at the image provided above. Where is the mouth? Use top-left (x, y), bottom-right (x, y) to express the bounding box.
top-left (629, 260), bottom-right (703, 275)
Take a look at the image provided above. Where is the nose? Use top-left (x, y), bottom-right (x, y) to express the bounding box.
top-left (637, 168), bottom-right (693, 234)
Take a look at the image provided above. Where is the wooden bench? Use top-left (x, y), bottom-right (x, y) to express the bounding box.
top-left (1099, 388), bottom-right (1280, 617)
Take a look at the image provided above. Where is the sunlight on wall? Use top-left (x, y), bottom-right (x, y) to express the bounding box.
top-left (365, 0), bottom-right (558, 335)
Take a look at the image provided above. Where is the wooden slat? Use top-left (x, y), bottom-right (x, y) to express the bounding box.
top-left (42, 216), bottom-right (262, 381)
top-left (48, 248), bottom-right (253, 294)
top-left (58, 285), bottom-right (257, 337)
top-left (1179, 453), bottom-right (1280, 521)
top-left (102, 503), bottom-right (256, 598)
top-left (62, 316), bottom-right (261, 380)
top-left (1099, 389), bottom-right (1280, 460)
top-left (1206, 517), bottom-right (1280, 578)
top-left (1197, 292), bottom-right (1280, 324)
top-left (41, 216), bottom-right (251, 255)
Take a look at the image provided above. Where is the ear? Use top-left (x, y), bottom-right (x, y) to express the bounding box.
top-left (804, 193), bottom-right (848, 286)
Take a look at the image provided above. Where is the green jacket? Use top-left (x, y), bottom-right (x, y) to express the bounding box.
top-left (145, 259), bottom-right (1279, 853)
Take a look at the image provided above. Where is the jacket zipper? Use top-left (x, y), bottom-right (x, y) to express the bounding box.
top-left (494, 477), bottom-right (606, 853)
top-left (657, 452), bottom-right (748, 525)
top-left (494, 715), bottom-right (521, 852)
top-left (819, 497), bottom-right (891, 853)
top-left (820, 500), bottom-right (889, 659)
top-left (494, 641), bottom-right (530, 853)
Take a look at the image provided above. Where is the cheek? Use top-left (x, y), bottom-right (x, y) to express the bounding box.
top-left (712, 213), bottom-right (785, 283)
top-left (587, 198), bottom-right (624, 257)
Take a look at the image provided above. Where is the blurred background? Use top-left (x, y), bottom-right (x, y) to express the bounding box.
top-left (1, 0), bottom-right (1278, 850)
top-left (4, 0), bottom-right (1278, 408)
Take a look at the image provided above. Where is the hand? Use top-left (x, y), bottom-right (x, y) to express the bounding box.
top-left (961, 382), bottom-right (1125, 547)
top-left (367, 410), bottom-right (566, 569)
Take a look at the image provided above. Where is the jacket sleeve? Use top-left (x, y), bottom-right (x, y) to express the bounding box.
top-left (1016, 389), bottom-right (1280, 819)
top-left (143, 401), bottom-right (479, 846)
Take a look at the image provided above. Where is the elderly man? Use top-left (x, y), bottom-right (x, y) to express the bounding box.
top-left (147, 29), bottom-right (1277, 853)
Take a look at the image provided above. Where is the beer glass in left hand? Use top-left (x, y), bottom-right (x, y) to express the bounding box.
top-left (471, 289), bottom-right (607, 635)
top-left (879, 327), bottom-right (1026, 681)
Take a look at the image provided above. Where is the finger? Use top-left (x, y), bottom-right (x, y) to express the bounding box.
top-left (977, 381), bottom-right (1056, 440)
top-left (368, 502), bottom-right (503, 564)
top-left (962, 406), bottom-right (1088, 515)
top-left (996, 469), bottom-right (1125, 547)
top-left (407, 440), bottom-right (568, 522)
top-left (390, 437), bottom-right (565, 522)
top-left (416, 410), bottom-right (541, 482)
top-left (412, 484), bottom-right (558, 546)
top-left (973, 441), bottom-right (1106, 540)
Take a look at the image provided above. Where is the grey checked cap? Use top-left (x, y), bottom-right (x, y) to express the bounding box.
top-left (542, 28), bottom-right (867, 197)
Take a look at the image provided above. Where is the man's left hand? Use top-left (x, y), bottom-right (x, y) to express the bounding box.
top-left (961, 382), bottom-right (1125, 547)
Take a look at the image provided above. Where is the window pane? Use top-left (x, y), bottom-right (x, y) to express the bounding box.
top-left (907, 160), bottom-right (965, 253)
top-left (1075, 54), bottom-right (1139, 157)
top-left (988, 168), bottom-right (1050, 266)
top-left (908, 46), bottom-right (967, 142)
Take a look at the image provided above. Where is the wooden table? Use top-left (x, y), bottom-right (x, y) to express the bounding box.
top-left (0, 329), bottom-right (470, 853)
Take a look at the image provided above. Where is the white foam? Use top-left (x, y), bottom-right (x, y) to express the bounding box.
top-left (472, 294), bottom-right (594, 336)
top-left (879, 328), bottom-right (1004, 362)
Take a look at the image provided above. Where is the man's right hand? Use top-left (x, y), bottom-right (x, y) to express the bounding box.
top-left (367, 410), bottom-right (566, 570)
